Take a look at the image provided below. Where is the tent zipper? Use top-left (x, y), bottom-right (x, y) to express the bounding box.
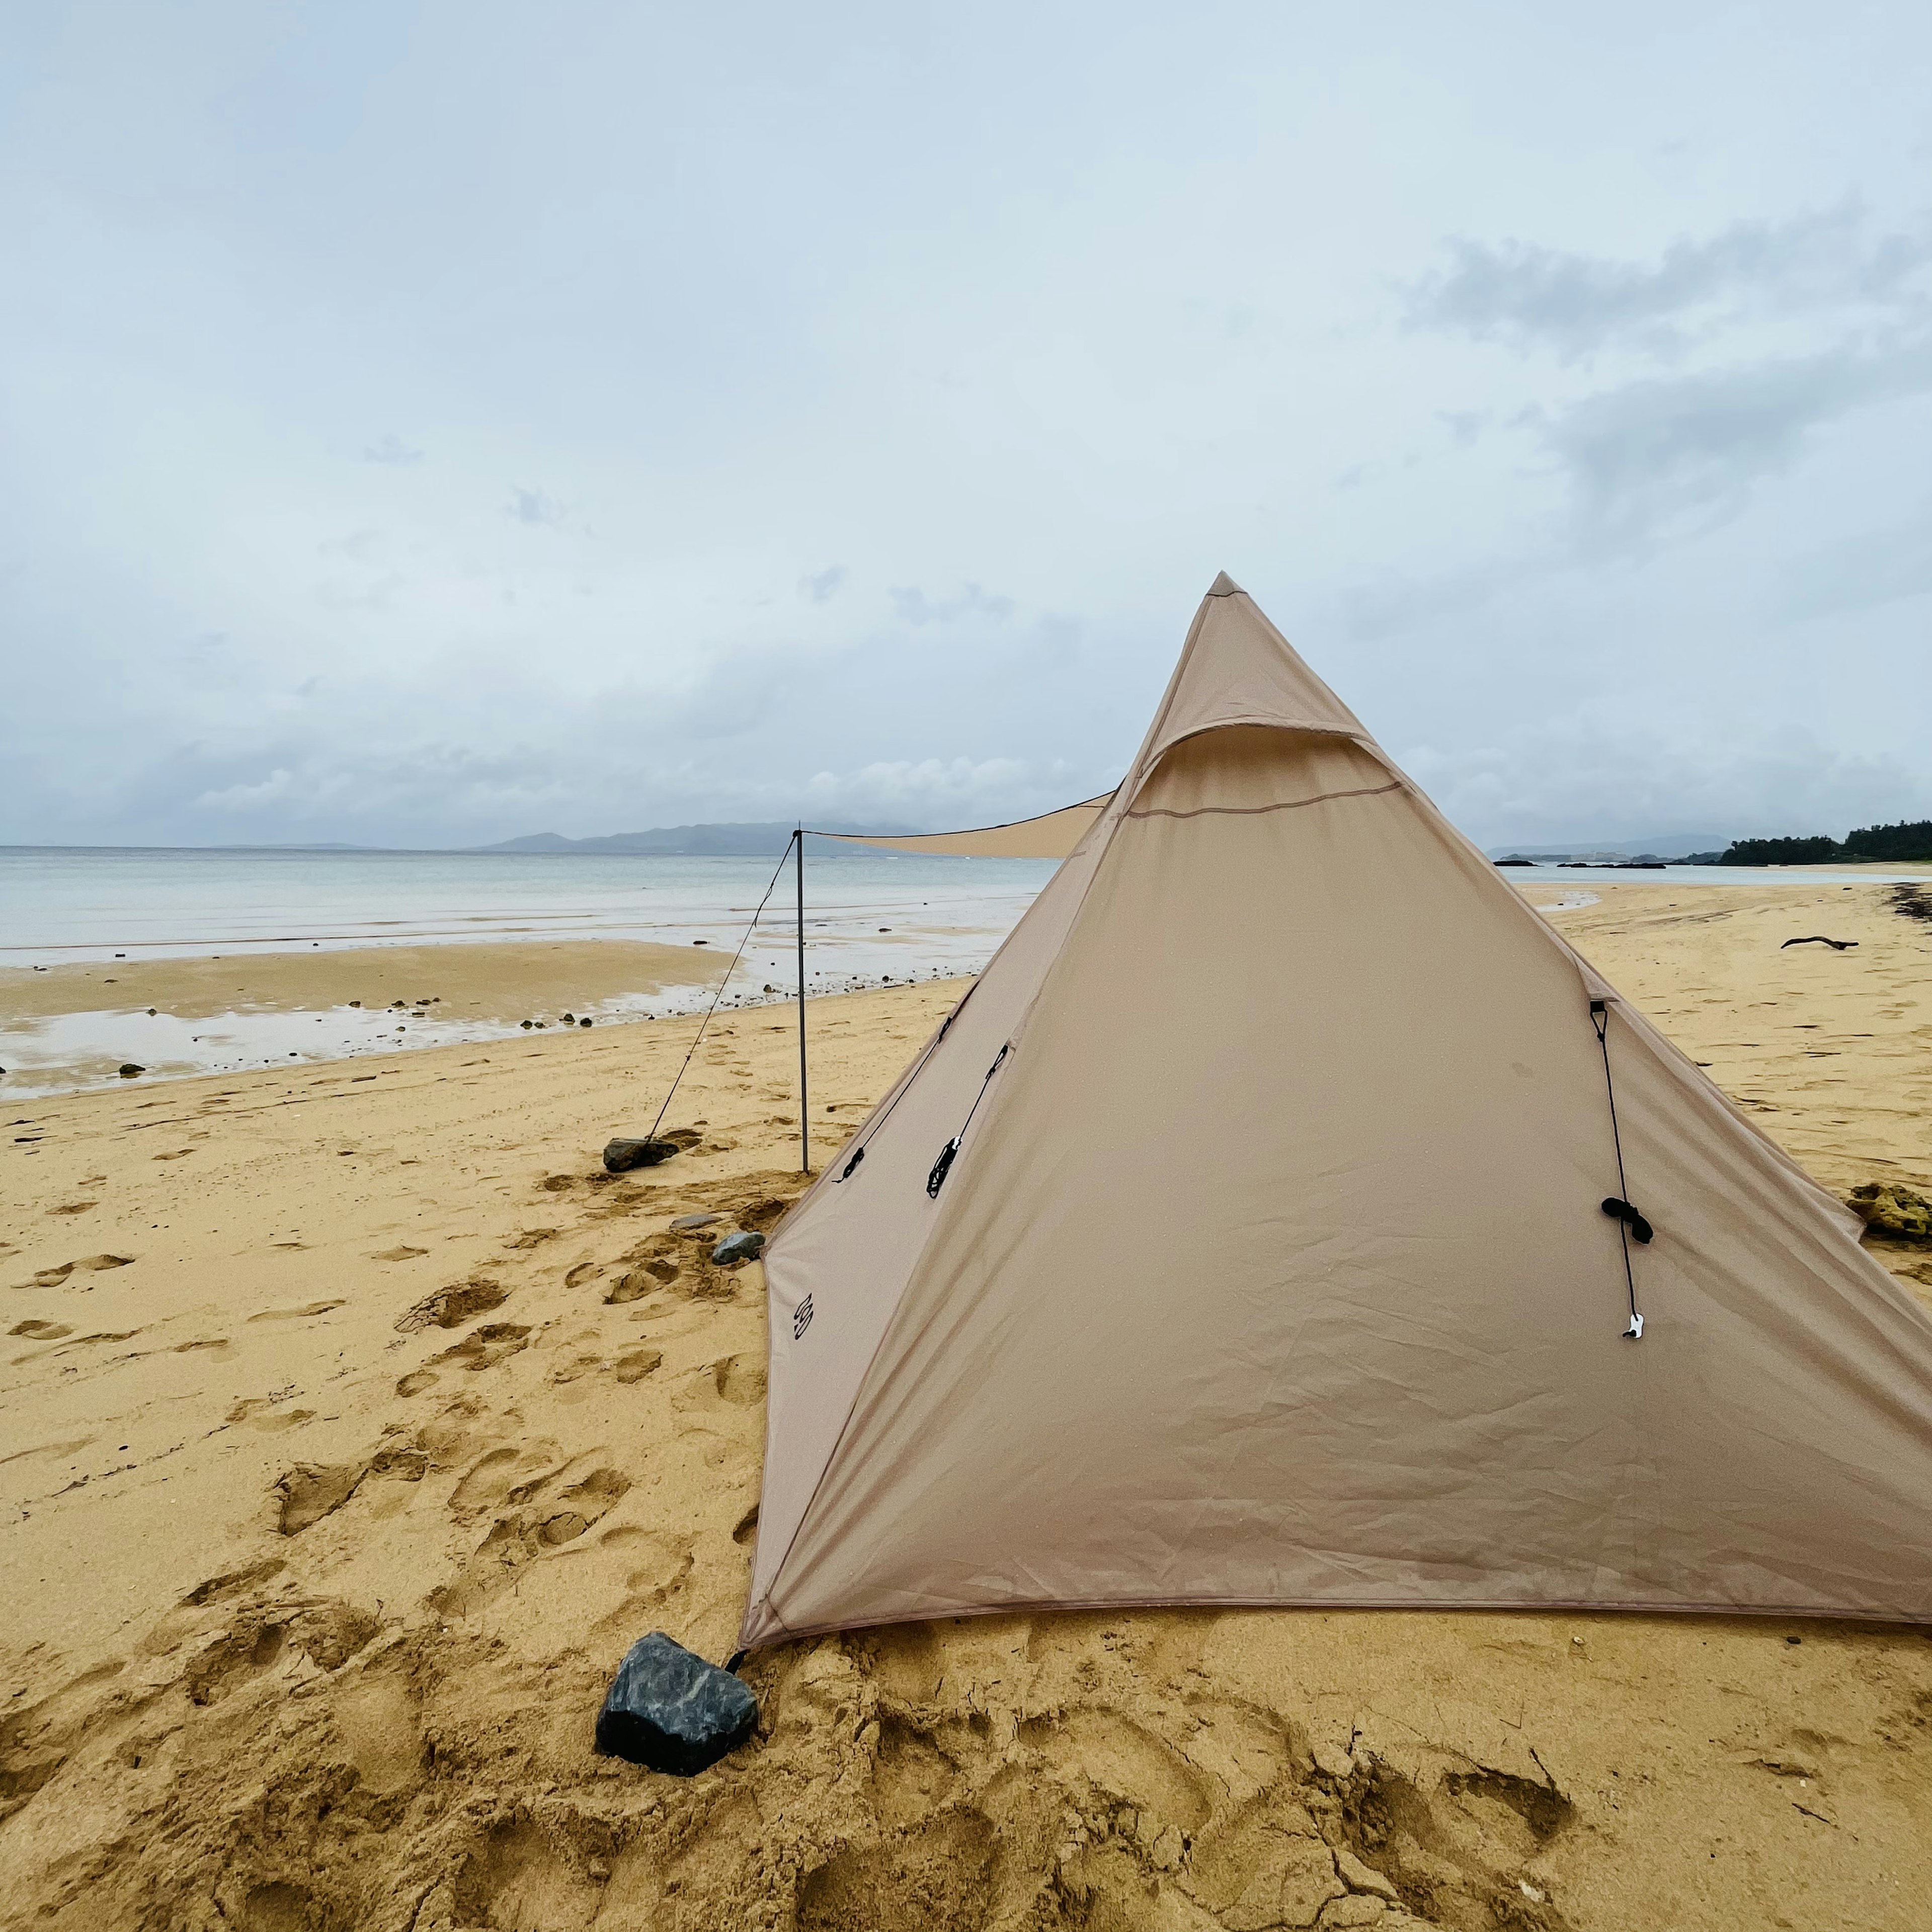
top-left (927, 1042), bottom-right (1011, 1198)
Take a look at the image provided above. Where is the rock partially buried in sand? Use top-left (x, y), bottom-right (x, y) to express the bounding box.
top-left (669, 1213), bottom-right (722, 1232)
top-left (603, 1137), bottom-right (682, 1173)
top-left (710, 1231), bottom-right (766, 1267)
top-left (1850, 1182), bottom-right (1932, 1243)
top-left (595, 1632), bottom-right (756, 1776)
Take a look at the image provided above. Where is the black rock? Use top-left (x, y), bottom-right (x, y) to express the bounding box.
top-left (711, 1230), bottom-right (766, 1266)
top-left (603, 1137), bottom-right (681, 1173)
top-left (594, 1632), bottom-right (756, 1775)
top-left (118, 1063), bottom-right (145, 1079)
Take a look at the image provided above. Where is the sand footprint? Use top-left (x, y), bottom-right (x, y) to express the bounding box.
top-left (614, 1346), bottom-right (662, 1385)
top-left (532, 1467), bottom-right (631, 1547)
top-left (275, 1461), bottom-right (369, 1535)
top-left (426, 1323), bottom-right (531, 1374)
top-left (226, 1398), bottom-right (319, 1432)
top-left (396, 1280), bottom-right (507, 1332)
top-left (447, 1441), bottom-right (564, 1521)
top-left (20, 1254), bottom-right (134, 1289)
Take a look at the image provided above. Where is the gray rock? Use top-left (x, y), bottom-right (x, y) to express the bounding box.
top-left (594, 1632), bottom-right (756, 1775)
top-left (670, 1212), bottom-right (722, 1231)
top-left (710, 1230), bottom-right (766, 1267)
top-left (603, 1137), bottom-right (681, 1173)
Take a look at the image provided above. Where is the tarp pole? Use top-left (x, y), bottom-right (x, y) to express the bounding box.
top-left (795, 826), bottom-right (810, 1173)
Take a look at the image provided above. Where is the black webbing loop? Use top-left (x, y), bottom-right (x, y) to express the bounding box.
top-left (1590, 999), bottom-right (1647, 1340)
top-left (927, 1041), bottom-right (1010, 1198)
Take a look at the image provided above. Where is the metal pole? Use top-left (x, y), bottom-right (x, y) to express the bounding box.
top-left (795, 826), bottom-right (810, 1173)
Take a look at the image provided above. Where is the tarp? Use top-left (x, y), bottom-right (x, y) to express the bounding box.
top-left (741, 573), bottom-right (1932, 1646)
top-left (819, 796), bottom-right (1114, 859)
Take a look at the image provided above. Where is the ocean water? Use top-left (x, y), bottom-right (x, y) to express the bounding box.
top-left (0, 845), bottom-right (1059, 974)
top-left (0, 846), bottom-right (1059, 1097)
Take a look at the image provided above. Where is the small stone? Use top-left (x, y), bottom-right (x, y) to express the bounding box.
top-left (604, 1138), bottom-right (681, 1173)
top-left (670, 1213), bottom-right (722, 1232)
top-left (1849, 1181), bottom-right (1932, 1242)
top-left (580, 1017), bottom-right (592, 1027)
top-left (118, 1063), bottom-right (145, 1079)
top-left (594, 1632), bottom-right (757, 1776)
top-left (711, 1231), bottom-right (766, 1267)
top-left (587, 1858), bottom-right (611, 1882)
top-left (1312, 1740), bottom-right (1356, 1781)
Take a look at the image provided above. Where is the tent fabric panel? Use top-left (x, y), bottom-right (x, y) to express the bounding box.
top-left (758, 725), bottom-right (1932, 1637)
top-left (744, 830), bottom-right (1115, 1637)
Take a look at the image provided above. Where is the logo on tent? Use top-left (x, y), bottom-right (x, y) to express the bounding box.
top-left (793, 1295), bottom-right (814, 1340)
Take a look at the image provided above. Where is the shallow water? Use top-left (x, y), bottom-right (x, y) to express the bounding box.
top-left (0, 844), bottom-right (1056, 968)
top-left (0, 846), bottom-right (1058, 1098)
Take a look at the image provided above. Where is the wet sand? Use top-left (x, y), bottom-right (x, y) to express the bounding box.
top-left (0, 940), bottom-right (730, 1098)
top-left (1, 882), bottom-right (1929, 1929)
top-left (0, 938), bottom-right (727, 1024)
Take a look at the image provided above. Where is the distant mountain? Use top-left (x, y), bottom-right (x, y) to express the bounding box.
top-left (472, 820), bottom-right (918, 858)
top-left (1482, 834), bottom-right (1731, 863)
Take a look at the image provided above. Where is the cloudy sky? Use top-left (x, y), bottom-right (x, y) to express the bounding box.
top-left (3, 2), bottom-right (1927, 850)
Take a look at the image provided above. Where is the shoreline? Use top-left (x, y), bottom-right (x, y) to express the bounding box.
top-left (0, 939), bottom-right (957, 1101)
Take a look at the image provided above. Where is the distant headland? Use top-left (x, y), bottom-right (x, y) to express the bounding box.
top-left (470, 821), bottom-right (918, 858)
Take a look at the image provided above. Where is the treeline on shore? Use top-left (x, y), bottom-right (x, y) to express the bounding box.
top-left (1712, 820), bottom-right (1932, 866)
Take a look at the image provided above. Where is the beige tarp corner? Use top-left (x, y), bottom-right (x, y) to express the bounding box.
top-left (741, 574), bottom-right (1932, 1648)
top-left (820, 795), bottom-right (1114, 860)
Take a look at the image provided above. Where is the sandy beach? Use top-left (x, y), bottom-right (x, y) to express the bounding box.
top-left (2, 879), bottom-right (1929, 1930)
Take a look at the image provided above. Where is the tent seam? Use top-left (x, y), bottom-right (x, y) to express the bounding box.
top-left (1123, 780), bottom-right (1403, 822)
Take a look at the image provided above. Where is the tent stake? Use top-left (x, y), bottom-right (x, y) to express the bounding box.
top-left (795, 826), bottom-right (810, 1174)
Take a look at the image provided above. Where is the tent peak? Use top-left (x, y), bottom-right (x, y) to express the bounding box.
top-left (1206, 571), bottom-right (1244, 598)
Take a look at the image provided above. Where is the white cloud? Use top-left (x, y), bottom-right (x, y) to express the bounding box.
top-left (1405, 204), bottom-right (1931, 363)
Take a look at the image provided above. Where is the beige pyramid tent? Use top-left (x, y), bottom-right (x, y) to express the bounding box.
top-left (740, 574), bottom-right (1932, 1648)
